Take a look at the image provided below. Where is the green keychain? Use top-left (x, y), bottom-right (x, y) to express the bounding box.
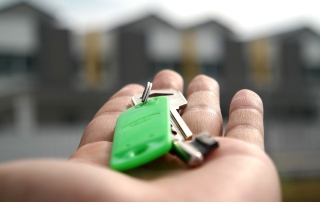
top-left (110, 96), bottom-right (171, 171)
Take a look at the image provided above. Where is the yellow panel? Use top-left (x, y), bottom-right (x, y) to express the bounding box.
top-left (181, 30), bottom-right (199, 84)
top-left (84, 32), bottom-right (102, 90)
top-left (249, 39), bottom-right (271, 87)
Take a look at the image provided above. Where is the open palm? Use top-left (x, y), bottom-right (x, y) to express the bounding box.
top-left (0, 70), bottom-right (281, 202)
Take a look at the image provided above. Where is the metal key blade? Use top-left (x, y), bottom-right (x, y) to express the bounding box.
top-left (132, 90), bottom-right (192, 141)
top-left (170, 107), bottom-right (193, 140)
top-left (171, 133), bottom-right (219, 167)
top-left (170, 113), bottom-right (184, 141)
top-left (172, 140), bottom-right (204, 166)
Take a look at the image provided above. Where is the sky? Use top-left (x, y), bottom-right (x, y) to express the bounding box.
top-left (1, 0), bottom-right (320, 38)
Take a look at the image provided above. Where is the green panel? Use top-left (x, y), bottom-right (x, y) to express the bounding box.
top-left (110, 96), bottom-right (171, 171)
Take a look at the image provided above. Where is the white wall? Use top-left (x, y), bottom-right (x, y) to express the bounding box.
top-left (147, 23), bottom-right (181, 60)
top-left (301, 32), bottom-right (320, 68)
top-left (0, 11), bottom-right (38, 55)
top-left (194, 26), bottom-right (224, 63)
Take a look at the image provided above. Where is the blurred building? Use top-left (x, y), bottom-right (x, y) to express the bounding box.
top-left (102, 15), bottom-right (248, 116)
top-left (244, 27), bottom-right (320, 177)
top-left (0, 2), bottom-right (111, 161)
top-left (102, 15), bottom-right (320, 177)
top-left (181, 20), bottom-right (247, 113)
top-left (1, 1), bottom-right (320, 182)
top-left (99, 14), bottom-right (182, 87)
top-left (246, 27), bottom-right (320, 117)
top-left (0, 1), bottom-right (72, 136)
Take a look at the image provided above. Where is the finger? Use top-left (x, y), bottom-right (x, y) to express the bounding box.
top-left (182, 75), bottom-right (223, 137)
top-left (79, 84), bottom-right (144, 147)
top-left (152, 69), bottom-right (183, 92)
top-left (224, 89), bottom-right (264, 149)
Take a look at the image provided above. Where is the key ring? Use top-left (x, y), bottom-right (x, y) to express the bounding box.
top-left (110, 82), bottom-right (219, 171)
top-left (141, 81), bottom-right (152, 104)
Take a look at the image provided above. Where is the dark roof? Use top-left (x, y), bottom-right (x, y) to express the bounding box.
top-left (272, 26), bottom-right (320, 40)
top-left (246, 24), bottom-right (320, 42)
top-left (0, 1), bottom-right (56, 22)
top-left (185, 19), bottom-right (236, 38)
top-left (109, 13), bottom-right (178, 32)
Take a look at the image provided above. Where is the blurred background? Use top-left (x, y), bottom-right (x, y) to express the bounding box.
top-left (0, 0), bottom-right (320, 201)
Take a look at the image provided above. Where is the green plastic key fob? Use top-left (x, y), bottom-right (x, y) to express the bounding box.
top-left (110, 96), bottom-right (171, 171)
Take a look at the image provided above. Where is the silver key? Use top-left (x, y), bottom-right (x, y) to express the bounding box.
top-left (170, 106), bottom-right (192, 141)
top-left (172, 140), bottom-right (203, 166)
top-left (141, 82), bottom-right (152, 104)
top-left (171, 133), bottom-right (219, 166)
top-left (132, 90), bottom-right (193, 141)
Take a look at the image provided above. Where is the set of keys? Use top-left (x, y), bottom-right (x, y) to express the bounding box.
top-left (110, 82), bottom-right (219, 171)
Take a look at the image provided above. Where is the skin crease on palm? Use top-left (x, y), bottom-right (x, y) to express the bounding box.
top-left (0, 70), bottom-right (281, 202)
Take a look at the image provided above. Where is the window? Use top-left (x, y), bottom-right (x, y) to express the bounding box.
top-left (0, 54), bottom-right (36, 75)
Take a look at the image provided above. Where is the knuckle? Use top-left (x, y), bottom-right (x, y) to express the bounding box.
top-left (187, 91), bottom-right (220, 110)
top-left (230, 90), bottom-right (263, 116)
top-left (227, 123), bottom-right (263, 137)
top-left (227, 108), bottom-right (264, 137)
top-left (229, 108), bottom-right (263, 123)
top-left (183, 109), bottom-right (223, 135)
top-left (184, 104), bottom-right (221, 118)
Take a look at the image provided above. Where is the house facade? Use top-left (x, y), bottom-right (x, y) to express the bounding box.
top-left (0, 2), bottom-right (105, 138)
top-left (1, 2), bottom-right (320, 178)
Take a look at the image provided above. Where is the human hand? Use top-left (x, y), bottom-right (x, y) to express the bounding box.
top-left (0, 70), bottom-right (281, 202)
